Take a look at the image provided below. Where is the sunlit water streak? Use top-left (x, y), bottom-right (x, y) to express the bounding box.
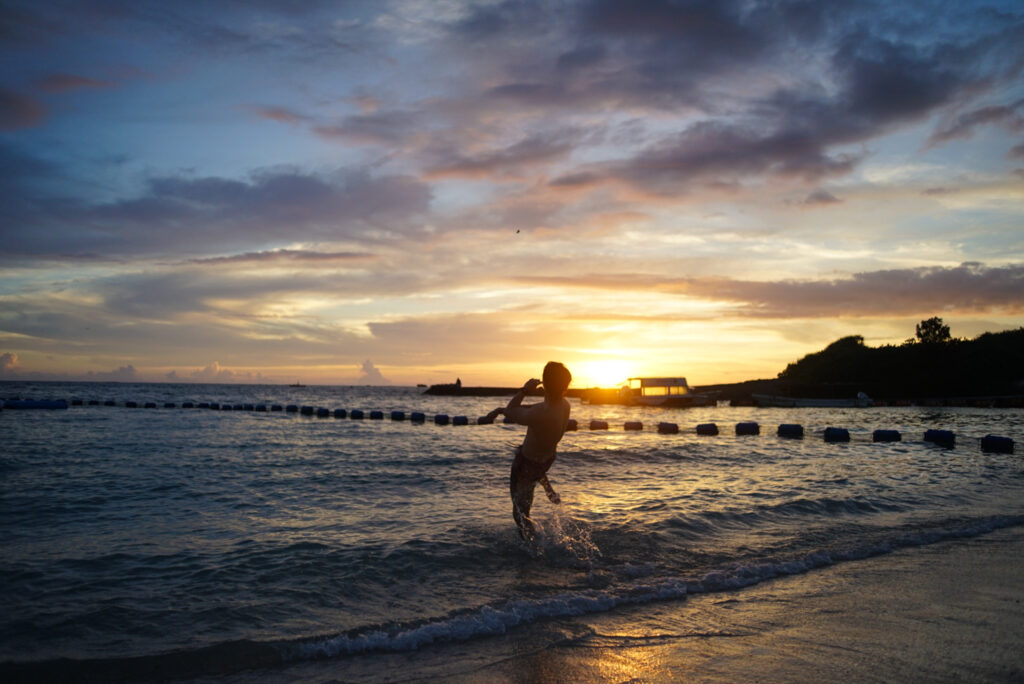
top-left (1, 382), bottom-right (1022, 679)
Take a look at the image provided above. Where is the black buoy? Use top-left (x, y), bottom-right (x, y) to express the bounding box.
top-left (624, 421), bottom-right (643, 431)
top-left (696, 423), bottom-right (718, 436)
top-left (370, 410), bottom-right (384, 420)
top-left (452, 415), bottom-right (469, 426)
top-left (565, 418), bottom-right (578, 431)
top-left (778, 424), bottom-right (803, 439)
top-left (873, 429), bottom-right (901, 442)
top-left (589, 420), bottom-right (609, 430)
top-left (391, 411), bottom-right (405, 421)
top-left (657, 422), bottom-right (679, 434)
top-left (980, 435), bottom-right (1013, 454)
top-left (736, 422), bottom-right (759, 436)
top-left (334, 409), bottom-right (347, 418)
top-left (411, 412), bottom-right (426, 423)
top-left (434, 414), bottom-right (450, 425)
top-left (924, 429), bottom-right (955, 448)
top-left (824, 427), bottom-right (850, 442)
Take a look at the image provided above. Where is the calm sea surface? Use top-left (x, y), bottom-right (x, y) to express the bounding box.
top-left (1, 382), bottom-right (1022, 680)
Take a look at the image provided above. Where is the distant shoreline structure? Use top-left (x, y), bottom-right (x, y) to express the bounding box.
top-left (422, 380), bottom-right (1024, 408)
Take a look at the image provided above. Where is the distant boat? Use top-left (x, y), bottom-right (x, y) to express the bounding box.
top-left (625, 377), bottom-right (716, 407)
top-left (752, 392), bottom-right (874, 408)
top-left (288, 382), bottom-right (305, 388)
top-left (417, 383), bottom-right (427, 388)
top-left (585, 377), bottom-right (715, 407)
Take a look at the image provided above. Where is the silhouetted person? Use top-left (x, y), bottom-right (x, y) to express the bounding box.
top-left (484, 362), bottom-right (572, 540)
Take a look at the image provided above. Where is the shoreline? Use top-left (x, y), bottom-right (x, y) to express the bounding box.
top-left (464, 525), bottom-right (1024, 683)
top-left (269, 525), bottom-right (1024, 682)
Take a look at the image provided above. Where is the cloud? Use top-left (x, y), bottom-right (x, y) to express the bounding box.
top-left (424, 128), bottom-right (584, 179)
top-left (431, 2), bottom-right (1024, 195)
top-left (802, 189), bottom-right (842, 206)
top-left (927, 100), bottom-right (1024, 146)
top-left (0, 88), bottom-right (46, 130)
top-left (35, 73), bottom-right (113, 93)
top-left (314, 109), bottom-right (421, 145)
top-left (1009, 144), bottom-right (1024, 161)
top-left (6, 167), bottom-right (432, 258)
top-left (250, 106), bottom-right (309, 125)
top-left (191, 361), bottom-right (236, 381)
top-left (0, 352), bottom-right (19, 375)
top-left (518, 263), bottom-right (1024, 318)
top-left (85, 365), bottom-right (139, 382)
top-left (188, 249), bottom-right (377, 265)
top-left (551, 122), bottom-right (861, 195)
top-left (83, 265), bottom-right (432, 322)
top-left (357, 359), bottom-right (389, 384)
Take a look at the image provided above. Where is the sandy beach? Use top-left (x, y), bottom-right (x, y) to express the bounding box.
top-left (274, 525), bottom-right (1024, 683)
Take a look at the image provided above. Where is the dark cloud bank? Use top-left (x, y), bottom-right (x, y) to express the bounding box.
top-left (522, 263), bottom-right (1024, 318)
top-left (2, 1), bottom-right (1022, 259)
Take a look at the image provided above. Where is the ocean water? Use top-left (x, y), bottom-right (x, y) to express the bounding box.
top-left (1, 382), bottom-right (1022, 681)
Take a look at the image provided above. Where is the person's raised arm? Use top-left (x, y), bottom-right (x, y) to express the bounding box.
top-left (504, 378), bottom-right (541, 422)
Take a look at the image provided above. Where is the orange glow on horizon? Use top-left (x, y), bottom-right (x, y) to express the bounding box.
top-left (573, 359), bottom-right (634, 388)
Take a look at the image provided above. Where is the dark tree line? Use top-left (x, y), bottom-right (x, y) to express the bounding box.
top-left (776, 318), bottom-right (1024, 399)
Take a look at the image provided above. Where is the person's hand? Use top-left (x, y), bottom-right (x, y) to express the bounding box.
top-left (522, 378), bottom-right (542, 392)
top-left (478, 408), bottom-right (502, 424)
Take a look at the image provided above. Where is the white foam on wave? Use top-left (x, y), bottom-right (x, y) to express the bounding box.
top-left (283, 514), bottom-right (1024, 662)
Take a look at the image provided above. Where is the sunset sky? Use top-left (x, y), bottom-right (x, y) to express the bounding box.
top-left (2, 0), bottom-right (1023, 387)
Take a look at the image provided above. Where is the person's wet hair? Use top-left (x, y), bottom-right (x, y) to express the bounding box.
top-left (542, 361), bottom-right (571, 397)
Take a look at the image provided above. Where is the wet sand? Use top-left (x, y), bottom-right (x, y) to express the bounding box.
top-left (281, 525), bottom-right (1024, 683)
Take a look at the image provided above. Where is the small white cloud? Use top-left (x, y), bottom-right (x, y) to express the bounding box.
top-left (357, 359), bottom-right (390, 384)
top-left (0, 352), bottom-right (19, 374)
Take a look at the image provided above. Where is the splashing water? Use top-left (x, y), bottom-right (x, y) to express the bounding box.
top-left (534, 505), bottom-right (603, 569)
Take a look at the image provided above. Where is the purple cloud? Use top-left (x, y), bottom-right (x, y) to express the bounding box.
top-left (518, 263), bottom-right (1024, 318)
top-left (35, 73), bottom-right (113, 92)
top-left (188, 249), bottom-right (376, 265)
top-left (314, 109), bottom-right (421, 145)
top-left (802, 189), bottom-right (842, 206)
top-left (928, 100), bottom-right (1024, 146)
top-left (0, 88), bottom-right (46, 130)
top-left (250, 106), bottom-right (309, 125)
top-left (5, 167), bottom-right (432, 259)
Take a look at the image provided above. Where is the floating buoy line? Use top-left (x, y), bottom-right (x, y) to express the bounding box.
top-left (0, 397), bottom-right (1016, 454)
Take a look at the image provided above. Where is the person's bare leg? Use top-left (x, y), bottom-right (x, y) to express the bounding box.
top-left (538, 475), bottom-right (560, 504)
top-left (510, 475), bottom-right (537, 540)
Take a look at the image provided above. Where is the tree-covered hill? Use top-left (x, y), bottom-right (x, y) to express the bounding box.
top-left (776, 320), bottom-right (1024, 399)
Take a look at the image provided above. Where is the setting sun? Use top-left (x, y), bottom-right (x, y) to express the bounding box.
top-left (575, 359), bottom-right (633, 389)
